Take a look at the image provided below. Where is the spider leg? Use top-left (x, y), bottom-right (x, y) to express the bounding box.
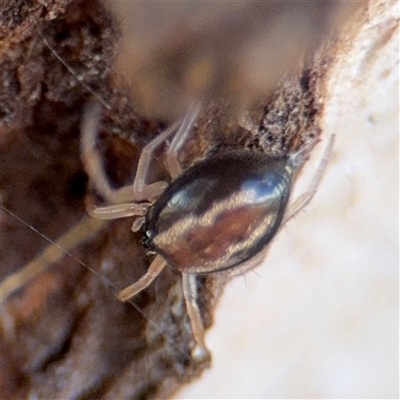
top-left (182, 272), bottom-right (211, 363)
top-left (82, 102), bottom-right (201, 204)
top-left (81, 102), bottom-right (188, 230)
top-left (117, 255), bottom-right (166, 301)
top-left (0, 216), bottom-right (107, 303)
top-left (225, 135), bottom-right (335, 279)
top-left (283, 134), bottom-right (335, 224)
top-left (81, 103), bottom-right (138, 204)
top-left (86, 202), bottom-right (151, 220)
top-left (165, 103), bottom-right (201, 179)
top-left (132, 120), bottom-right (181, 200)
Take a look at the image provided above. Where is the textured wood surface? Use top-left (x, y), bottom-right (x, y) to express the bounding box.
top-left (0, 1), bottom-right (360, 398)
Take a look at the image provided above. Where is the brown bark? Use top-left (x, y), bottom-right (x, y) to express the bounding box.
top-left (0, 1), bottom-right (361, 398)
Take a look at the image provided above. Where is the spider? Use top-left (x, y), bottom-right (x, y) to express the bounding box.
top-left (81, 102), bottom-right (334, 362)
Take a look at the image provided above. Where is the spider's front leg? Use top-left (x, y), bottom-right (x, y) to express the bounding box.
top-left (81, 102), bottom-right (201, 229)
top-left (80, 102), bottom-right (179, 230)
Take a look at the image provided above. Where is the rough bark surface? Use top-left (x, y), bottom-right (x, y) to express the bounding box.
top-left (0, 1), bottom-right (356, 399)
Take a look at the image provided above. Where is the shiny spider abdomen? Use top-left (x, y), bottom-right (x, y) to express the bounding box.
top-left (144, 151), bottom-right (292, 275)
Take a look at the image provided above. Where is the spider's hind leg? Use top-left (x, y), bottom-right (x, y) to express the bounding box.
top-left (284, 134), bottom-right (335, 224)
